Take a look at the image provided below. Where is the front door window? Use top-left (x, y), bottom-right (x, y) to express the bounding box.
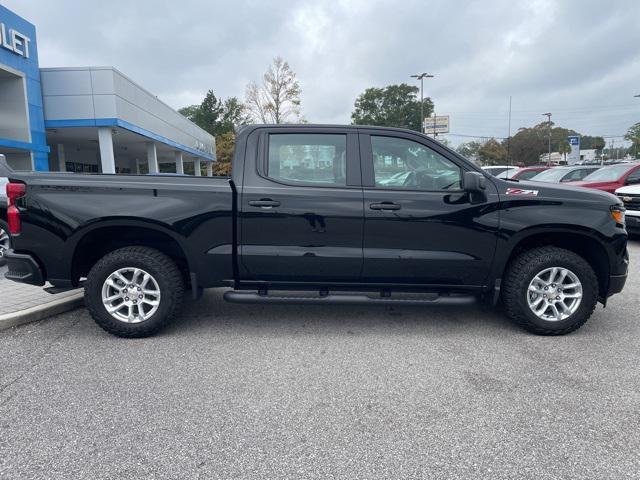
top-left (371, 136), bottom-right (461, 191)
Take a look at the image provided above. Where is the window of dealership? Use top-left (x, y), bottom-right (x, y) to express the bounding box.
top-left (0, 4), bottom-right (216, 175)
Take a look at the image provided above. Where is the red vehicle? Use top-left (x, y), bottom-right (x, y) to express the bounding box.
top-left (569, 163), bottom-right (640, 194)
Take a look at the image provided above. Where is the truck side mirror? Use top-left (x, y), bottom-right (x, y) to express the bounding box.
top-left (463, 171), bottom-right (487, 193)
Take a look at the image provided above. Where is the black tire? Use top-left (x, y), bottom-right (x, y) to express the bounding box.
top-left (0, 222), bottom-right (10, 267)
top-left (502, 246), bottom-right (598, 335)
top-left (85, 247), bottom-right (184, 338)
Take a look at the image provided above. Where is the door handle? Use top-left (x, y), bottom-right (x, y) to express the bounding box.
top-left (248, 199), bottom-right (281, 208)
top-left (370, 202), bottom-right (401, 211)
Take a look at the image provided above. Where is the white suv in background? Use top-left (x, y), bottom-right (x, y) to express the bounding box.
top-left (616, 184), bottom-right (640, 235)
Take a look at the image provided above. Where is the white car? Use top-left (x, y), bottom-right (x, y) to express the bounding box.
top-left (616, 184), bottom-right (640, 235)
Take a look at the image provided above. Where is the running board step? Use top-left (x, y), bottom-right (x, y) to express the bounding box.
top-left (223, 291), bottom-right (476, 306)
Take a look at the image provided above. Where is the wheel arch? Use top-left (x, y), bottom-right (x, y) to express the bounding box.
top-left (495, 227), bottom-right (610, 299)
top-left (69, 220), bottom-right (191, 287)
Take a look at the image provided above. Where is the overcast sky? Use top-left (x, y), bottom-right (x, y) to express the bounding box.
top-left (7, 0), bottom-right (640, 146)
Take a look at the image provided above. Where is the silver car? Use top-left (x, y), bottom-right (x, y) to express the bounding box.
top-left (529, 165), bottom-right (601, 183)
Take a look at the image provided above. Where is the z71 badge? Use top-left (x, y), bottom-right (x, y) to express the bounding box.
top-left (505, 187), bottom-right (539, 196)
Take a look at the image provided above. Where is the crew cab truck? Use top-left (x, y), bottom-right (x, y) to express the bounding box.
top-left (0, 125), bottom-right (629, 337)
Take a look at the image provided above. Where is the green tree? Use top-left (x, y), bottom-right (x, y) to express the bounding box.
top-left (221, 97), bottom-right (249, 132)
top-left (351, 83), bottom-right (433, 132)
top-left (195, 90), bottom-right (225, 135)
top-left (245, 57), bottom-right (303, 123)
top-left (508, 122), bottom-right (579, 165)
top-left (437, 137), bottom-right (451, 148)
top-left (557, 140), bottom-right (571, 163)
top-left (179, 90), bottom-right (248, 137)
top-left (581, 135), bottom-right (606, 153)
top-left (179, 91), bottom-right (249, 176)
top-left (478, 138), bottom-right (507, 165)
top-left (507, 124), bottom-right (546, 165)
top-left (456, 140), bottom-right (482, 160)
top-left (625, 122), bottom-right (640, 159)
top-left (212, 131), bottom-right (236, 176)
top-left (506, 123), bottom-right (610, 165)
top-left (177, 104), bottom-right (200, 121)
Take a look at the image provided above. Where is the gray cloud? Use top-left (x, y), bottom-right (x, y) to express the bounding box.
top-left (7, 0), bottom-right (640, 145)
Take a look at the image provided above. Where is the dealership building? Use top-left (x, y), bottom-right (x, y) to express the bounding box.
top-left (0, 4), bottom-right (216, 175)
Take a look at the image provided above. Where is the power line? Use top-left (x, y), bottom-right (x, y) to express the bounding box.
top-left (445, 133), bottom-right (507, 139)
top-left (445, 103), bottom-right (640, 115)
top-left (443, 132), bottom-right (628, 140)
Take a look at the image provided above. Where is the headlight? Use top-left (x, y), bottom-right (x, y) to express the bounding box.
top-left (610, 205), bottom-right (626, 226)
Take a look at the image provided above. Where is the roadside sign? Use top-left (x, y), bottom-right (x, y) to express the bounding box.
top-left (423, 115), bottom-right (449, 134)
top-left (567, 135), bottom-right (580, 164)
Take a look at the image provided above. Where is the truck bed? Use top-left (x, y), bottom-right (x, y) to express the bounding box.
top-left (0, 164), bottom-right (235, 289)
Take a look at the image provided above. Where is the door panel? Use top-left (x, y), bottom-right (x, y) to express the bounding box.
top-left (240, 128), bottom-right (364, 282)
top-left (360, 132), bottom-right (499, 286)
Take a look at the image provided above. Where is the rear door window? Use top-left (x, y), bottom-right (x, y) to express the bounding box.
top-left (267, 133), bottom-right (347, 186)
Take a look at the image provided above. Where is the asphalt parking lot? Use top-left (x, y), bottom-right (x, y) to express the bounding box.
top-left (1, 240), bottom-right (639, 479)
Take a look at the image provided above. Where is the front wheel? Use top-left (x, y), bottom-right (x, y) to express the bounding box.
top-left (85, 247), bottom-right (184, 338)
top-left (502, 246), bottom-right (599, 335)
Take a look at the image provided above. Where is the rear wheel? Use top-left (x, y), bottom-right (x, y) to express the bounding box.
top-left (502, 246), bottom-right (598, 335)
top-left (0, 224), bottom-right (10, 267)
top-left (85, 247), bottom-right (184, 338)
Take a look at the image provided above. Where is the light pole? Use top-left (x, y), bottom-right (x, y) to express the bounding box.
top-left (506, 96), bottom-right (512, 166)
top-left (635, 95), bottom-right (640, 158)
top-left (542, 112), bottom-right (552, 166)
top-left (411, 73), bottom-right (434, 133)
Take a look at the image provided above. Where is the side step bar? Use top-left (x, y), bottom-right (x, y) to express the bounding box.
top-left (223, 291), bottom-right (476, 306)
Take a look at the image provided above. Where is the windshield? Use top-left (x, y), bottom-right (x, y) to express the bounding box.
top-left (495, 168), bottom-right (519, 179)
top-left (530, 168), bottom-right (570, 182)
top-left (483, 166), bottom-right (509, 176)
top-left (582, 164), bottom-right (636, 182)
top-left (516, 169), bottom-right (546, 180)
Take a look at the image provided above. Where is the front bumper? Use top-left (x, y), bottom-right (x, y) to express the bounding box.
top-left (4, 250), bottom-right (45, 286)
top-left (607, 273), bottom-right (627, 297)
top-left (625, 214), bottom-right (640, 233)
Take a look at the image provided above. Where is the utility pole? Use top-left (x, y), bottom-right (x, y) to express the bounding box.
top-left (506, 96), bottom-right (512, 166)
top-left (635, 95), bottom-right (640, 159)
top-left (542, 112), bottom-right (552, 166)
top-left (410, 73), bottom-right (434, 133)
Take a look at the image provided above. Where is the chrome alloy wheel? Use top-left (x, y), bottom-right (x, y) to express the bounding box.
top-left (527, 267), bottom-right (583, 322)
top-left (0, 227), bottom-right (9, 259)
top-left (101, 268), bottom-right (161, 323)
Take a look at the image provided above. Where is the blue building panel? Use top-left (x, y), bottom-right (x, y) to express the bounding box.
top-left (27, 76), bottom-right (43, 107)
top-left (0, 4), bottom-right (49, 169)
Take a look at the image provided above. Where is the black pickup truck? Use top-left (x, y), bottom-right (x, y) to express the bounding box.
top-left (0, 125), bottom-right (629, 337)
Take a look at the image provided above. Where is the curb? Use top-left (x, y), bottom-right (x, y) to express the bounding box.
top-left (0, 291), bottom-right (85, 331)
